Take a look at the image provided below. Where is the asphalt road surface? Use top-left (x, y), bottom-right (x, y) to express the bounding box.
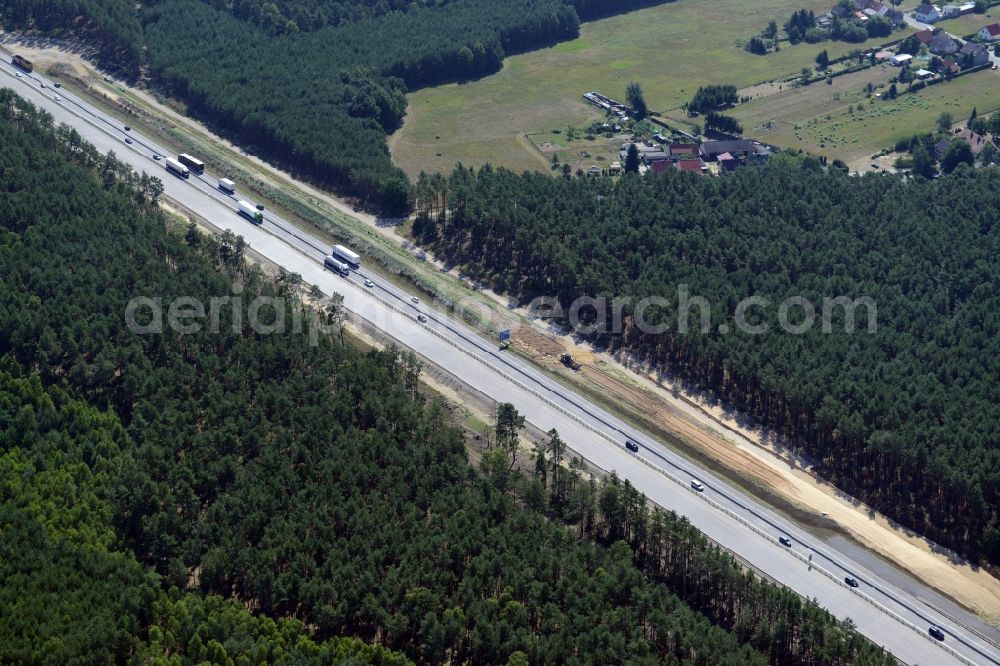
top-left (3, 57), bottom-right (999, 666)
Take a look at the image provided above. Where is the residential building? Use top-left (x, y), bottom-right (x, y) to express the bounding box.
top-left (929, 34), bottom-right (959, 55)
top-left (915, 67), bottom-right (935, 79)
top-left (959, 128), bottom-right (987, 155)
top-left (914, 28), bottom-right (934, 45)
top-left (958, 42), bottom-right (989, 68)
top-left (934, 138), bottom-right (952, 157)
top-left (914, 3), bottom-right (941, 22)
top-left (890, 53), bottom-right (914, 66)
top-left (978, 23), bottom-right (1000, 41)
top-left (937, 57), bottom-right (960, 75)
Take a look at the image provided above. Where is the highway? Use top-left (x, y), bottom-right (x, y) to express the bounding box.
top-left (3, 57), bottom-right (998, 666)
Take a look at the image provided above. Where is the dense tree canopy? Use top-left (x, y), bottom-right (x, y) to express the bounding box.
top-left (2, 0), bottom-right (676, 211)
top-left (688, 84), bottom-right (739, 114)
top-left (0, 90), bottom-right (894, 665)
top-left (414, 159), bottom-right (1000, 568)
top-left (0, 0), bottom-right (144, 69)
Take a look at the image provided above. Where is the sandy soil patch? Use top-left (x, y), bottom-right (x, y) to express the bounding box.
top-left (14, 35), bottom-right (1000, 628)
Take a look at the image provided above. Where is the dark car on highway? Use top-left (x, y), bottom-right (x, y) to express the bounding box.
top-left (779, 536), bottom-right (792, 547)
top-left (625, 440), bottom-right (639, 452)
top-left (844, 576), bottom-right (859, 588)
top-left (928, 625), bottom-right (945, 641)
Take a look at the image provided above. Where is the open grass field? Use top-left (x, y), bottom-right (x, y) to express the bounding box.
top-left (936, 10), bottom-right (999, 38)
top-left (731, 68), bottom-right (1000, 162)
top-left (389, 0), bottom-right (914, 177)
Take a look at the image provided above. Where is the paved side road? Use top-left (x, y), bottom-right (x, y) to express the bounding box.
top-left (2, 60), bottom-right (998, 666)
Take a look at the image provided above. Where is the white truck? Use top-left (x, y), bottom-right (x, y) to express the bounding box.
top-left (165, 157), bottom-right (189, 178)
top-left (218, 178), bottom-right (235, 194)
top-left (331, 244), bottom-right (360, 268)
top-left (237, 200), bottom-right (263, 224)
top-left (324, 255), bottom-right (350, 276)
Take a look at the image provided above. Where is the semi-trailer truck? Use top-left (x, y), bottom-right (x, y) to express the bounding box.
top-left (331, 244), bottom-right (360, 268)
top-left (218, 178), bottom-right (235, 194)
top-left (178, 153), bottom-right (205, 174)
top-left (324, 256), bottom-right (350, 276)
top-left (165, 158), bottom-right (189, 178)
top-left (12, 55), bottom-right (32, 73)
top-left (237, 200), bottom-right (264, 224)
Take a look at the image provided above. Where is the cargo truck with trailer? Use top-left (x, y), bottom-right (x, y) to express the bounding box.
top-left (324, 255), bottom-right (350, 276)
top-left (12, 55), bottom-right (32, 73)
top-left (165, 158), bottom-right (189, 178)
top-left (237, 200), bottom-right (264, 224)
top-left (178, 153), bottom-right (205, 174)
top-left (331, 244), bottom-right (360, 269)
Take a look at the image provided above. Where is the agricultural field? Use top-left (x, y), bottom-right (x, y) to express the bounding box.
top-left (731, 68), bottom-right (1000, 163)
top-left (390, 0), bottom-right (913, 176)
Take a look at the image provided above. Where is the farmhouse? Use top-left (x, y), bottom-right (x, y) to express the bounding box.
top-left (675, 159), bottom-right (706, 174)
top-left (958, 42), bottom-right (989, 68)
top-left (875, 49), bottom-right (894, 60)
top-left (700, 140), bottom-right (770, 168)
top-left (643, 151), bottom-right (671, 164)
top-left (914, 28), bottom-right (934, 45)
top-left (890, 53), bottom-right (913, 66)
top-left (718, 152), bottom-right (740, 172)
top-left (958, 128), bottom-right (988, 155)
top-left (647, 160), bottom-right (671, 174)
top-left (914, 3), bottom-right (941, 23)
top-left (668, 143), bottom-right (699, 159)
top-left (978, 23), bottom-right (1000, 41)
top-left (700, 140), bottom-right (754, 161)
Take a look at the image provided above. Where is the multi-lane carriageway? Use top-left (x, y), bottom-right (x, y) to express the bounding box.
top-left (3, 55), bottom-right (999, 666)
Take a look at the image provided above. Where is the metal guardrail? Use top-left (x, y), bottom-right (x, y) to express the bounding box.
top-left (621, 450), bottom-right (978, 666)
top-left (146, 75), bottom-right (980, 666)
top-left (1, 49), bottom-right (984, 666)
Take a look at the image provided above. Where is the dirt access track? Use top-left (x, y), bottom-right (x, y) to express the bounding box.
top-left (10, 36), bottom-right (1000, 629)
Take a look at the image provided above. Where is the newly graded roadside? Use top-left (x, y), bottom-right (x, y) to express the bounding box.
top-left (13, 38), bottom-right (1000, 634)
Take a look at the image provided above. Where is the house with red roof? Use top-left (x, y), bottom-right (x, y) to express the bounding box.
top-left (674, 159), bottom-right (706, 174)
top-left (978, 23), bottom-right (1000, 41)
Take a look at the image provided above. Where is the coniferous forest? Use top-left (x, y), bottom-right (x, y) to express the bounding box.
top-left (0, 0), bottom-right (672, 213)
top-left (413, 160), bottom-right (1000, 569)
top-left (0, 91), bottom-right (895, 665)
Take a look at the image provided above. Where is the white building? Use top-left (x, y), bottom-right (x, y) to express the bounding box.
top-left (890, 53), bottom-right (914, 66)
top-left (978, 23), bottom-right (1000, 41)
top-left (914, 3), bottom-right (941, 22)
